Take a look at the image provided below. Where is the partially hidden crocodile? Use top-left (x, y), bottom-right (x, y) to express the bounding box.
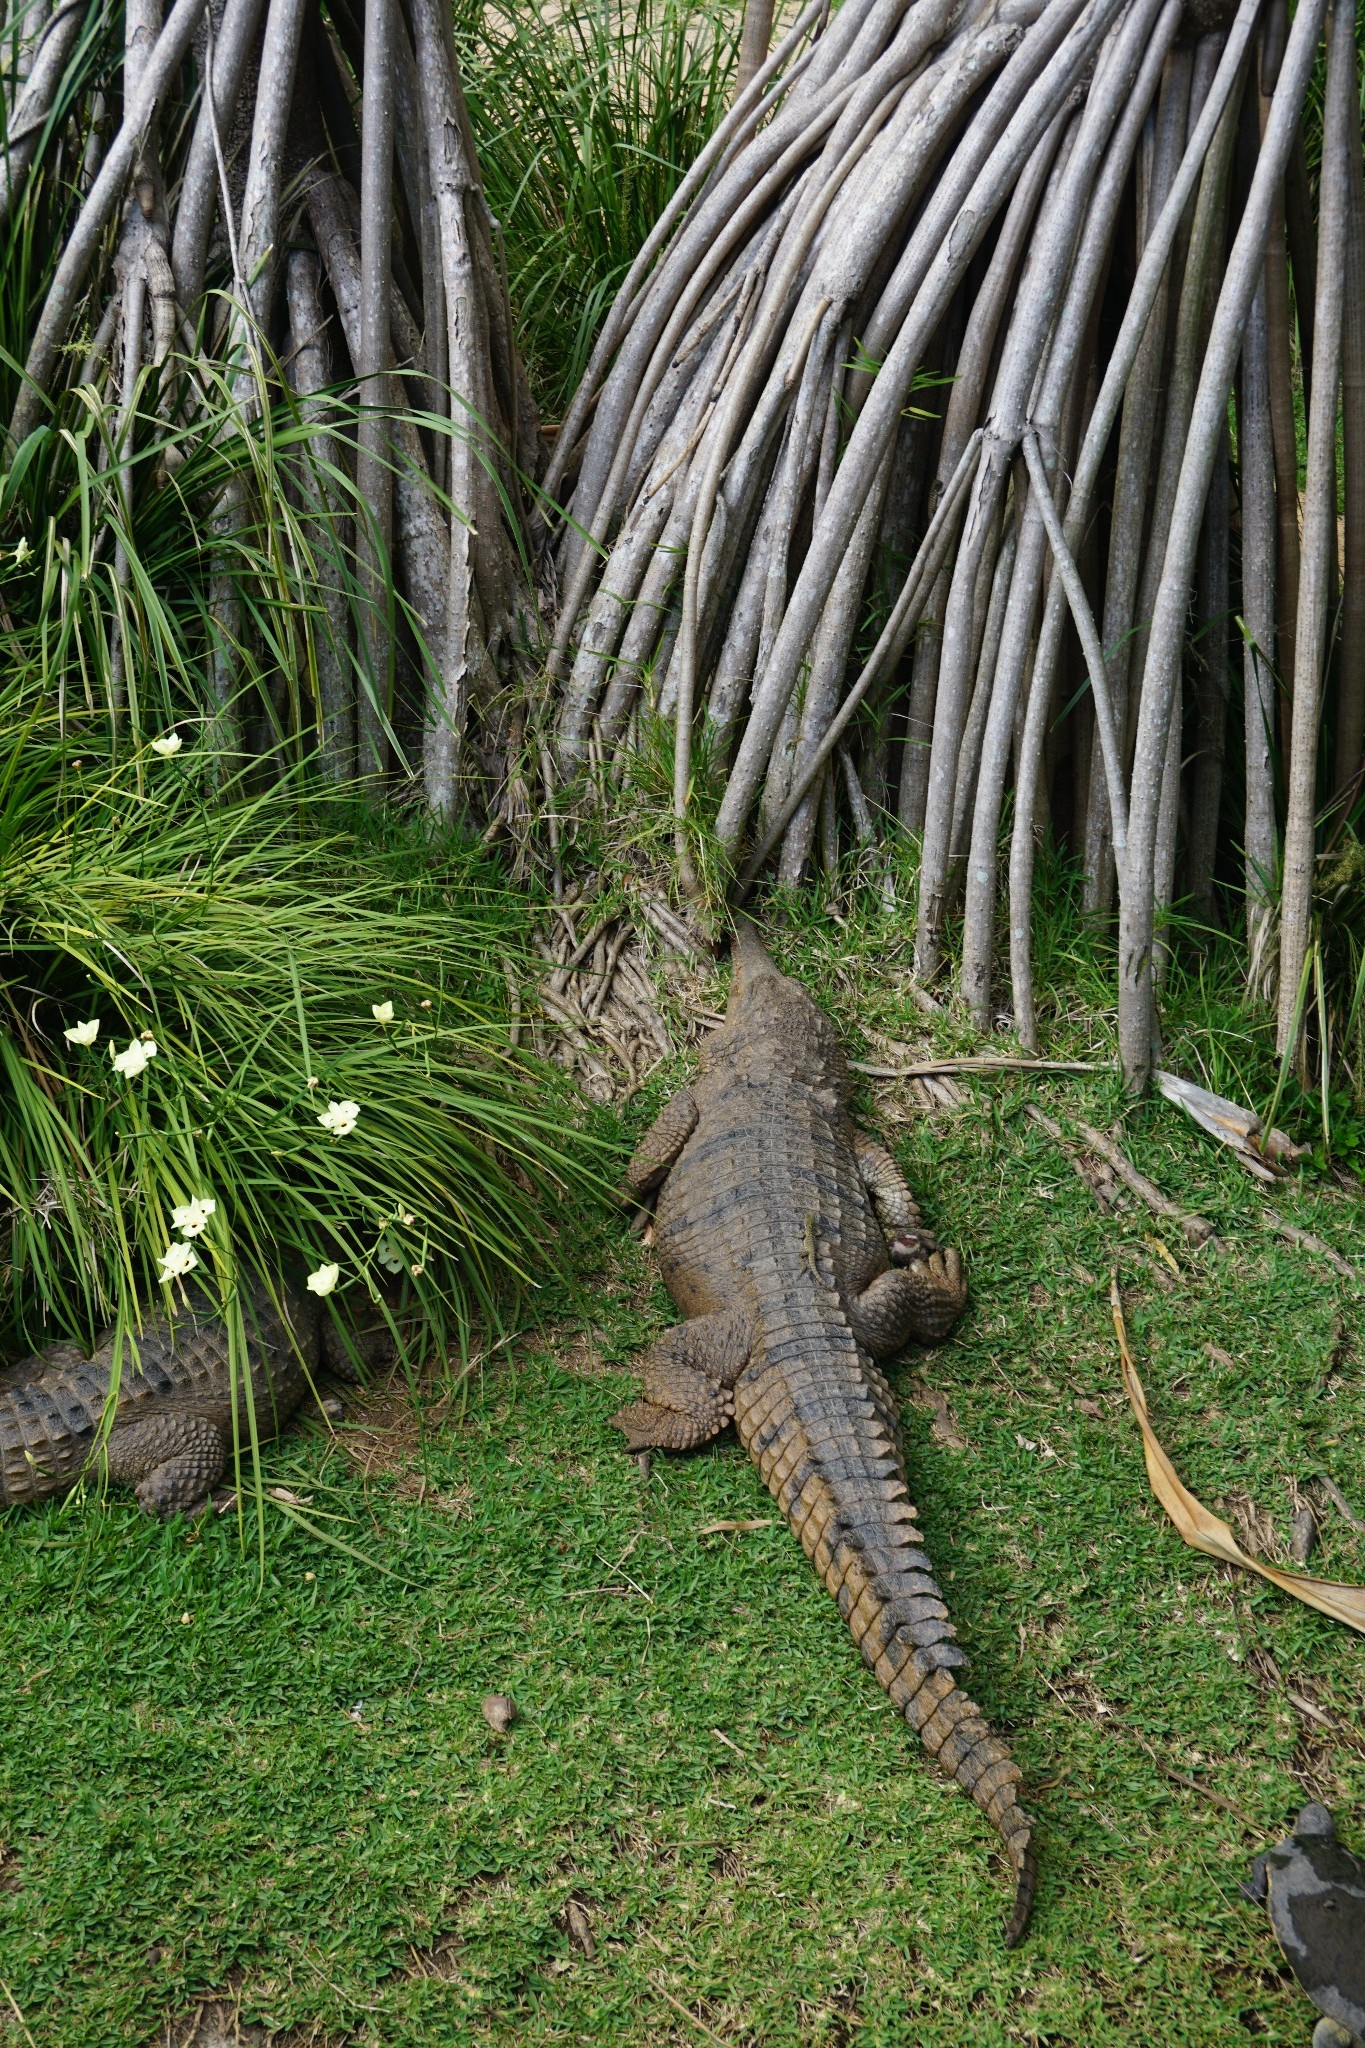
top-left (612, 919), bottom-right (1036, 1942)
top-left (0, 1283), bottom-right (325, 1517)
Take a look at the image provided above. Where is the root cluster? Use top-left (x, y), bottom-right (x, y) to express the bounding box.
top-left (543, 0), bottom-right (1364, 1088)
top-left (6, 0), bottom-right (541, 806)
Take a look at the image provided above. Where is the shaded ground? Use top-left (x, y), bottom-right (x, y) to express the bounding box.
top-left (1, 920), bottom-right (1363, 2047)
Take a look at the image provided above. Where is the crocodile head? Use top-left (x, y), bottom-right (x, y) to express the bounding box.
top-left (703, 918), bottom-right (850, 1098)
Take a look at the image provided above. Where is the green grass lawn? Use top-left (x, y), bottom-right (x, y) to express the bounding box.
top-left (2, 920), bottom-right (1363, 2048)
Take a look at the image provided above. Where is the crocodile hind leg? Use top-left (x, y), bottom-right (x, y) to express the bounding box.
top-left (621, 1089), bottom-right (699, 1200)
top-left (611, 1310), bottom-right (751, 1451)
top-left (848, 1247), bottom-right (967, 1354)
top-left (105, 1411), bottom-right (227, 1517)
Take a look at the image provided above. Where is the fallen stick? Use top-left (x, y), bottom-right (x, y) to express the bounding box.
top-left (1026, 1103), bottom-right (1125, 1209)
top-left (1112, 1272), bottom-right (1365, 1635)
top-left (1318, 1474), bottom-right (1365, 1531)
top-left (1262, 1214), bottom-right (1356, 1281)
top-left (852, 1056), bottom-right (1101, 1078)
top-left (1072, 1118), bottom-right (1215, 1247)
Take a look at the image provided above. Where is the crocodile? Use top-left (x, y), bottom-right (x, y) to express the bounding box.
top-left (0, 1283), bottom-right (323, 1517)
top-left (612, 920), bottom-right (1036, 1942)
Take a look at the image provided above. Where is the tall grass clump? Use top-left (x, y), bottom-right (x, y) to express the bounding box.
top-left (0, 697), bottom-right (594, 1372)
top-left (454, 0), bottom-right (739, 412)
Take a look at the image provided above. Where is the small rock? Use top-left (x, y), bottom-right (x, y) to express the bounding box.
top-left (564, 1898), bottom-right (596, 1958)
top-left (482, 1693), bottom-right (517, 1734)
top-left (1291, 1507), bottom-right (1318, 1563)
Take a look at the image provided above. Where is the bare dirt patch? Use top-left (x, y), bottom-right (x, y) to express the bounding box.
top-left (326, 1371), bottom-right (472, 1508)
top-left (905, 1379), bottom-right (969, 1451)
top-left (143, 1990), bottom-right (341, 2048)
top-left (553, 1323), bottom-right (619, 1380)
top-left (146, 1926), bottom-right (475, 2048)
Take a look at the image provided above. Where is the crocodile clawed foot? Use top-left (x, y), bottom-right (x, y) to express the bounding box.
top-left (896, 1247), bottom-right (967, 1344)
top-left (611, 1396), bottom-right (732, 1453)
top-left (109, 1414), bottom-right (227, 1518)
top-left (134, 1465), bottom-right (212, 1519)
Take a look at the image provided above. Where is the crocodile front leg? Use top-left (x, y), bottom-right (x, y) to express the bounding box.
top-left (853, 1132), bottom-right (927, 1238)
top-left (611, 1309), bottom-right (751, 1450)
top-left (621, 1088), bottom-right (699, 1200)
top-left (848, 1247), bottom-right (967, 1355)
top-left (105, 1411), bottom-right (227, 1517)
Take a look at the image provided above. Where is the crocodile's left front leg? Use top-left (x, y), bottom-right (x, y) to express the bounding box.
top-left (611, 1309), bottom-right (752, 1451)
top-left (855, 1130), bottom-right (941, 1253)
top-left (848, 1132), bottom-right (966, 1351)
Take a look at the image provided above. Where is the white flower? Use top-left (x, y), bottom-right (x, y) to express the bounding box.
top-left (12, 537), bottom-right (31, 566)
top-left (372, 1000), bottom-right (394, 1023)
top-left (151, 731), bottom-right (183, 758)
top-left (171, 1196), bottom-right (217, 1239)
top-left (318, 1098), bottom-right (359, 1136)
top-left (157, 1240), bottom-right (199, 1283)
top-left (111, 1037), bottom-right (158, 1077)
top-left (64, 1018), bottom-right (101, 1046)
top-left (376, 1237), bottom-right (405, 1274)
top-left (306, 1262), bottom-right (340, 1297)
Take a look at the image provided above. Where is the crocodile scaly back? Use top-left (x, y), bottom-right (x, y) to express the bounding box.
top-left (616, 920), bottom-right (1036, 1941)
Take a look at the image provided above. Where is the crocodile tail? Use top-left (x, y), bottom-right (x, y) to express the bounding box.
top-left (739, 1355), bottom-right (1036, 1941)
top-left (775, 1462), bottom-right (1036, 1941)
top-left (859, 1586), bottom-right (1036, 1945)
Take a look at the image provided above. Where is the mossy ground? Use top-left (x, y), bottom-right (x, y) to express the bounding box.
top-left (1, 903), bottom-right (1363, 2048)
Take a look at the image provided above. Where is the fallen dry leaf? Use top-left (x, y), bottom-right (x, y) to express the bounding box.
top-left (564, 1899), bottom-right (596, 1958)
top-left (697, 1518), bottom-right (774, 1536)
top-left (1143, 1235), bottom-right (1182, 1278)
top-left (1154, 1070), bottom-right (1308, 1181)
top-left (1111, 1274), bottom-right (1365, 1634)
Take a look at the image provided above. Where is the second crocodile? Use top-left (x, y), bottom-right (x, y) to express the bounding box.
top-left (613, 920), bottom-right (1036, 1941)
top-left (0, 1283), bottom-right (323, 1517)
